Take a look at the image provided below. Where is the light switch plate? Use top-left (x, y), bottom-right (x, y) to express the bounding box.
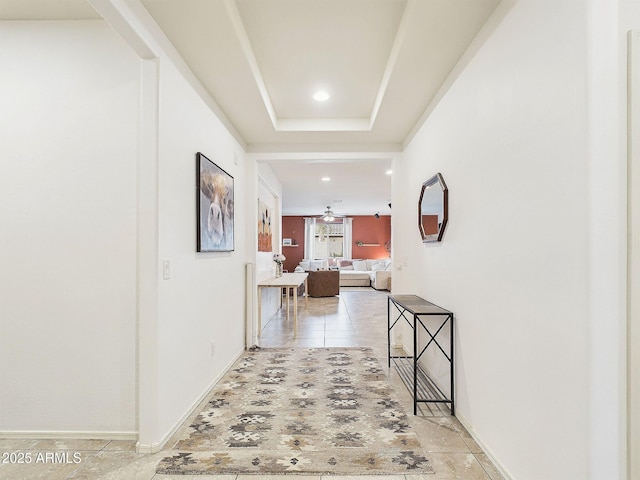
top-left (162, 260), bottom-right (170, 280)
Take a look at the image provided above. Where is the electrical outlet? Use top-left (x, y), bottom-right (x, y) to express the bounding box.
top-left (210, 341), bottom-right (216, 357)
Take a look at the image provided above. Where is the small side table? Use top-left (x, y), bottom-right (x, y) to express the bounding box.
top-left (257, 272), bottom-right (308, 337)
top-left (387, 294), bottom-right (454, 415)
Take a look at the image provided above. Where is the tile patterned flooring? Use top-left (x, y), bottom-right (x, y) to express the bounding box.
top-left (0, 288), bottom-right (504, 480)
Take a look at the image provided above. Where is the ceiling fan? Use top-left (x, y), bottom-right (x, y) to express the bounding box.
top-left (319, 206), bottom-right (343, 222)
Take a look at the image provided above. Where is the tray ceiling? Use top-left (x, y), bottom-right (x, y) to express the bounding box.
top-left (1, 0), bottom-right (501, 215)
top-left (138, 0), bottom-right (500, 148)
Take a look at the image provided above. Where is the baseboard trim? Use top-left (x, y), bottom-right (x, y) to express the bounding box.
top-left (136, 346), bottom-right (245, 454)
top-left (455, 411), bottom-right (513, 480)
top-left (135, 439), bottom-right (164, 454)
top-left (0, 431), bottom-right (137, 440)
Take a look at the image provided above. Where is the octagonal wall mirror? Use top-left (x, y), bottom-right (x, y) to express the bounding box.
top-left (418, 173), bottom-right (448, 243)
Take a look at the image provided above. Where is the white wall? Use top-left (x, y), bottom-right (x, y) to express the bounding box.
top-left (619, 3), bottom-right (640, 478)
top-left (395, 2), bottom-right (597, 478)
top-left (154, 57), bottom-right (248, 442)
top-left (256, 163), bottom-right (283, 332)
top-left (629, 26), bottom-right (640, 480)
top-left (0, 21), bottom-right (139, 434)
top-left (586, 1), bottom-right (627, 478)
top-left (0, 17), bottom-right (250, 448)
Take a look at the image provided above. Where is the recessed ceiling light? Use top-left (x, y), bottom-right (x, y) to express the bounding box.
top-left (321, 177), bottom-right (331, 182)
top-left (386, 170), bottom-right (393, 175)
top-left (313, 90), bottom-right (330, 102)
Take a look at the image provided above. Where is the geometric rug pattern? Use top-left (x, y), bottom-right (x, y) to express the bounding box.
top-left (156, 347), bottom-right (434, 475)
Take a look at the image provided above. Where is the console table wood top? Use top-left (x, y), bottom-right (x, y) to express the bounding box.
top-left (388, 294), bottom-right (452, 316)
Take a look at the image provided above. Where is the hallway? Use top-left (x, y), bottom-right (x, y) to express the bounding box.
top-left (0, 289), bottom-right (503, 480)
top-left (257, 288), bottom-right (503, 479)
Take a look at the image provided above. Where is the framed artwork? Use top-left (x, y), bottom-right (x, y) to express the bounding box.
top-left (258, 199), bottom-right (273, 252)
top-left (197, 152), bottom-right (234, 252)
top-left (282, 238), bottom-right (292, 246)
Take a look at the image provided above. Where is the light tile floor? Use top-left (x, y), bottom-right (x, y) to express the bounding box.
top-left (0, 288), bottom-right (504, 480)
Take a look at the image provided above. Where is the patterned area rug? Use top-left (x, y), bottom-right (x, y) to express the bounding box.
top-left (156, 347), bottom-right (434, 475)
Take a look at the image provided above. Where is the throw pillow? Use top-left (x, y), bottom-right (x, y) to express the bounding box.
top-left (353, 260), bottom-right (367, 271)
top-left (310, 260), bottom-right (324, 271)
top-left (376, 259), bottom-right (391, 270)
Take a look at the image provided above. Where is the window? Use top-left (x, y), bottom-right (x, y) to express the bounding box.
top-left (315, 222), bottom-right (343, 259)
top-left (304, 217), bottom-right (352, 260)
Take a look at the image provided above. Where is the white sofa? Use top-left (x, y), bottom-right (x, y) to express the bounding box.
top-left (370, 269), bottom-right (392, 290)
top-left (337, 270), bottom-right (371, 287)
top-left (296, 258), bottom-right (392, 290)
top-left (339, 259), bottom-right (392, 290)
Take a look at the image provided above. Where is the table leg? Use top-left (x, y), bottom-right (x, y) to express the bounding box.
top-left (413, 313), bottom-right (418, 416)
top-left (293, 287), bottom-right (298, 337)
top-left (257, 285), bottom-right (262, 338)
top-left (286, 288), bottom-right (290, 319)
top-left (450, 314), bottom-right (455, 415)
top-left (388, 297), bottom-right (391, 368)
top-left (304, 278), bottom-right (308, 309)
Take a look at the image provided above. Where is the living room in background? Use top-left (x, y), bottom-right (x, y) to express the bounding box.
top-left (283, 215), bottom-right (389, 268)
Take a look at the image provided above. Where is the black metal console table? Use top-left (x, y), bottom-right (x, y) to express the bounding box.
top-left (387, 295), bottom-right (454, 415)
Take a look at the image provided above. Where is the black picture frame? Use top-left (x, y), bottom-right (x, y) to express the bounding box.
top-left (196, 152), bottom-right (234, 252)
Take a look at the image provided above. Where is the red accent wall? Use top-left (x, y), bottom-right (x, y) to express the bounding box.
top-left (282, 215), bottom-right (391, 271)
top-left (281, 216), bottom-right (305, 272)
top-left (351, 215), bottom-right (391, 260)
